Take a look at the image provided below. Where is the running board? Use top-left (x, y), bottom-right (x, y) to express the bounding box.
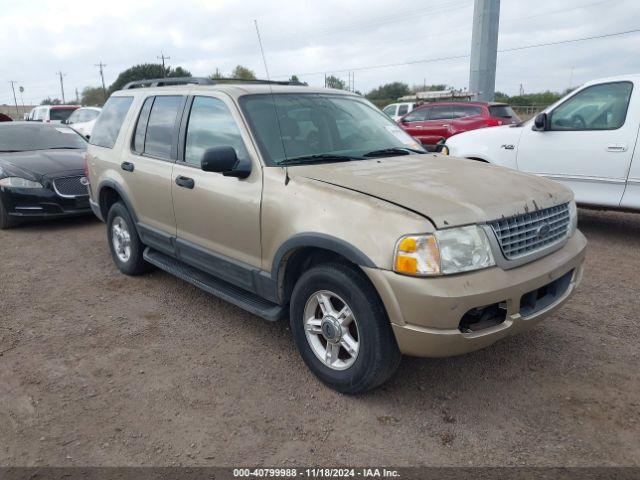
top-left (143, 248), bottom-right (286, 322)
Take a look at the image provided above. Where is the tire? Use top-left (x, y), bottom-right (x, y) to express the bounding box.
top-left (106, 201), bottom-right (151, 275)
top-left (0, 198), bottom-right (16, 230)
top-left (290, 262), bottom-right (401, 394)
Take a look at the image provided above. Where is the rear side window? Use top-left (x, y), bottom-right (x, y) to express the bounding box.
top-left (397, 104), bottom-right (409, 116)
top-left (489, 105), bottom-right (518, 119)
top-left (90, 96), bottom-right (133, 148)
top-left (452, 106), bottom-right (483, 118)
top-left (144, 96), bottom-right (183, 159)
top-left (50, 108), bottom-right (76, 121)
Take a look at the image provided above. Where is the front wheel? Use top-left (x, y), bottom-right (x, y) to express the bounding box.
top-left (290, 263), bottom-right (401, 394)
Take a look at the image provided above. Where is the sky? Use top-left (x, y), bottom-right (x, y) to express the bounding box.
top-left (1, 0), bottom-right (639, 105)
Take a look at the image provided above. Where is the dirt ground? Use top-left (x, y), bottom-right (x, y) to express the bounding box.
top-left (0, 208), bottom-right (639, 467)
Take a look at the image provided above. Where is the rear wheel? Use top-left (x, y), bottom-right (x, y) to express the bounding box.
top-left (106, 202), bottom-right (150, 275)
top-left (290, 263), bottom-right (401, 394)
top-left (0, 199), bottom-right (16, 230)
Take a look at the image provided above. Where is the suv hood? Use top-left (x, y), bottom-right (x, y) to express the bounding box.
top-left (290, 155), bottom-right (572, 229)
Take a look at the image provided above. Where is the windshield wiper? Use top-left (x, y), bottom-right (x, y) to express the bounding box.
top-left (0, 150), bottom-right (22, 153)
top-left (362, 147), bottom-right (425, 157)
top-left (278, 154), bottom-right (360, 166)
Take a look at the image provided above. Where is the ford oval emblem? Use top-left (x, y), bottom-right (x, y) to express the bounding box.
top-left (80, 176), bottom-right (90, 186)
top-left (536, 223), bottom-right (551, 240)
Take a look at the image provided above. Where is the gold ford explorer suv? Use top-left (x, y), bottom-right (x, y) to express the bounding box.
top-left (86, 77), bottom-right (586, 394)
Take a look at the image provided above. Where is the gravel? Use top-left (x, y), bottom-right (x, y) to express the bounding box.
top-left (0, 208), bottom-right (638, 466)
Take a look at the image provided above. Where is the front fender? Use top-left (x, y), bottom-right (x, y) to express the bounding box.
top-left (446, 125), bottom-right (525, 170)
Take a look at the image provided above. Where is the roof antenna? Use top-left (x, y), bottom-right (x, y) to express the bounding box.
top-left (254, 19), bottom-right (290, 185)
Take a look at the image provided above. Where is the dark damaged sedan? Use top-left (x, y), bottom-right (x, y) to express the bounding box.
top-left (0, 122), bottom-right (91, 229)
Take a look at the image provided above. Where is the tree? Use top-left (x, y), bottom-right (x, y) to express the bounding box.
top-left (366, 82), bottom-right (410, 101)
top-left (325, 75), bottom-right (346, 90)
top-left (289, 74), bottom-right (300, 84)
top-left (230, 65), bottom-right (256, 80)
top-left (81, 86), bottom-right (108, 106)
top-left (41, 97), bottom-right (62, 105)
top-left (109, 63), bottom-right (192, 92)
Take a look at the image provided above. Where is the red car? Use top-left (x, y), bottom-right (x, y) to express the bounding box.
top-left (397, 101), bottom-right (521, 146)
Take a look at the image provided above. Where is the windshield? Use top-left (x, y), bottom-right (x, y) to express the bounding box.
top-left (0, 124), bottom-right (87, 152)
top-left (240, 94), bottom-right (425, 166)
top-left (49, 108), bottom-right (77, 121)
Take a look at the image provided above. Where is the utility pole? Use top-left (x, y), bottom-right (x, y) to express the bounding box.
top-left (157, 52), bottom-right (170, 76)
top-left (95, 61), bottom-right (107, 94)
top-left (469, 0), bottom-right (500, 101)
top-left (56, 71), bottom-right (66, 103)
top-left (9, 81), bottom-right (19, 117)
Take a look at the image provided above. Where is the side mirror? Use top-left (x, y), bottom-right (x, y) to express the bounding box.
top-left (201, 146), bottom-right (251, 179)
top-left (533, 112), bottom-right (548, 131)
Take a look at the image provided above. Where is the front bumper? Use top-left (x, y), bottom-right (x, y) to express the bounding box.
top-left (0, 186), bottom-right (91, 220)
top-left (364, 231), bottom-right (587, 357)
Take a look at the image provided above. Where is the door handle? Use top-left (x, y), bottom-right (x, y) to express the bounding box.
top-left (121, 161), bottom-right (135, 172)
top-left (175, 175), bottom-right (195, 189)
top-left (606, 143), bottom-right (628, 152)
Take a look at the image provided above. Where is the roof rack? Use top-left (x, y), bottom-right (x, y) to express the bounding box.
top-left (122, 77), bottom-right (307, 90)
top-left (123, 77), bottom-right (213, 89)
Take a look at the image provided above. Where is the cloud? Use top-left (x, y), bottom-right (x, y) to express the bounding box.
top-left (1, 0), bottom-right (639, 104)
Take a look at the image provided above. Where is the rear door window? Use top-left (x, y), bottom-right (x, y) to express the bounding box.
top-left (132, 97), bottom-right (154, 154)
top-left (397, 104), bottom-right (409, 116)
top-left (144, 96), bottom-right (183, 159)
top-left (90, 96), bottom-right (133, 148)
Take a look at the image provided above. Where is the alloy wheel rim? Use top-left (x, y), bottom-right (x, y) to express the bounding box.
top-left (111, 216), bottom-right (132, 263)
top-left (303, 290), bottom-right (360, 371)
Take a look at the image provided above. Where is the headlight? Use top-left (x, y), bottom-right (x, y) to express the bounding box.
top-left (568, 200), bottom-right (578, 236)
top-left (0, 177), bottom-right (43, 189)
top-left (440, 145), bottom-right (449, 155)
top-left (394, 225), bottom-right (495, 276)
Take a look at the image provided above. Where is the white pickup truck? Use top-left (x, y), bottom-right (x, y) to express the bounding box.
top-left (445, 74), bottom-right (640, 211)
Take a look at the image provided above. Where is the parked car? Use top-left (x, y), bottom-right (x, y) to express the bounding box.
top-left (27, 105), bottom-right (79, 124)
top-left (444, 74), bottom-right (640, 211)
top-left (0, 113), bottom-right (13, 122)
top-left (0, 122), bottom-right (91, 228)
top-left (64, 106), bottom-right (102, 139)
top-left (86, 78), bottom-right (585, 394)
top-left (398, 101), bottom-right (520, 146)
top-left (382, 102), bottom-right (416, 121)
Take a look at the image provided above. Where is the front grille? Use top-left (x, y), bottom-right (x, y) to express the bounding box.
top-left (53, 176), bottom-right (88, 198)
top-left (489, 203), bottom-right (570, 260)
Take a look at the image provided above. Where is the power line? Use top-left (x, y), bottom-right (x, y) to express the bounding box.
top-left (56, 71), bottom-right (66, 103)
top-left (95, 61), bottom-right (107, 93)
top-left (283, 27), bottom-right (640, 78)
top-left (157, 51), bottom-right (170, 75)
top-left (9, 81), bottom-right (19, 116)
